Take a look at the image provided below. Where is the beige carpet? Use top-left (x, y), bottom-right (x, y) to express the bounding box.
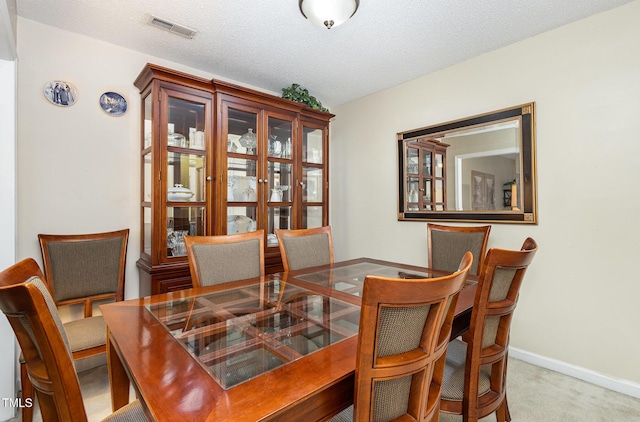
top-left (8, 358), bottom-right (640, 421)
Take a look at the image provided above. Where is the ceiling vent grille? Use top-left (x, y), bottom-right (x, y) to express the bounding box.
top-left (148, 15), bottom-right (197, 39)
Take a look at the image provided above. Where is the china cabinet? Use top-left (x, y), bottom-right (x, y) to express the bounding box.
top-left (403, 138), bottom-right (448, 212)
top-left (135, 64), bottom-right (333, 295)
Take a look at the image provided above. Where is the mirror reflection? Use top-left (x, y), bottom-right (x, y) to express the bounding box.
top-left (398, 103), bottom-right (537, 224)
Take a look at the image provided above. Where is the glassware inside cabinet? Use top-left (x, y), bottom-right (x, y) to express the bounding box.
top-left (268, 117), bottom-right (293, 159)
top-left (228, 157), bottom-right (257, 202)
top-left (407, 177), bottom-right (419, 203)
top-left (227, 109), bottom-right (258, 155)
top-left (268, 162), bottom-right (292, 202)
top-left (167, 152), bottom-right (205, 202)
top-left (167, 207), bottom-right (204, 257)
top-left (302, 127), bottom-right (323, 163)
top-left (226, 207), bottom-right (257, 234)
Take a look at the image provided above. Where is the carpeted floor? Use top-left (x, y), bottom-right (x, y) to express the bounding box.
top-left (7, 357), bottom-right (640, 421)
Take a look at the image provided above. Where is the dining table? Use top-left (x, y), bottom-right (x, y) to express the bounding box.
top-left (100, 257), bottom-right (478, 422)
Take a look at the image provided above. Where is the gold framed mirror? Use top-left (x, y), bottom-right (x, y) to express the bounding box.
top-left (397, 103), bottom-right (537, 224)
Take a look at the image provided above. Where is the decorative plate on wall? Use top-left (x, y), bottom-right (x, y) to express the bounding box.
top-left (99, 91), bottom-right (127, 116)
top-left (43, 81), bottom-right (78, 107)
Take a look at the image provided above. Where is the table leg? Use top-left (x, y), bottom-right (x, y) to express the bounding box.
top-left (106, 329), bottom-right (130, 411)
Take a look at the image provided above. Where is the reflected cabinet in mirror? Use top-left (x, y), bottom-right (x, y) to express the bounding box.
top-left (397, 103), bottom-right (537, 224)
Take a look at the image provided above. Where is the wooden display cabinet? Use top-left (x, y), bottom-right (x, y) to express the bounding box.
top-left (404, 138), bottom-right (449, 212)
top-left (135, 64), bottom-right (333, 295)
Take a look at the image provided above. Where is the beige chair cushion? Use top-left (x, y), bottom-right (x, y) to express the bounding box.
top-left (101, 399), bottom-right (148, 422)
top-left (441, 339), bottom-right (491, 401)
top-left (64, 315), bottom-right (106, 352)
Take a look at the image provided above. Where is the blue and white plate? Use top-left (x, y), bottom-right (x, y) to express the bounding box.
top-left (99, 91), bottom-right (127, 116)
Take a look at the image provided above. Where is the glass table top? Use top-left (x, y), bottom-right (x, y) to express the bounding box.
top-left (145, 277), bottom-right (360, 389)
top-left (293, 262), bottom-right (438, 297)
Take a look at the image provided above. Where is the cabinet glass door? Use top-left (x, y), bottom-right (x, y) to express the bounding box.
top-left (266, 116), bottom-right (293, 247)
top-left (300, 124), bottom-right (326, 229)
top-left (226, 107), bottom-right (259, 234)
top-left (164, 93), bottom-right (208, 259)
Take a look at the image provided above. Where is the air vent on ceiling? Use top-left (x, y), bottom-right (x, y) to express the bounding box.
top-left (148, 15), bottom-right (197, 39)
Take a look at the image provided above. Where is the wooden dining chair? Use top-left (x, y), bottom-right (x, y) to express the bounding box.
top-left (427, 223), bottom-right (491, 276)
top-left (330, 252), bottom-right (473, 422)
top-left (440, 237), bottom-right (538, 422)
top-left (184, 229), bottom-right (265, 288)
top-left (19, 229), bottom-right (129, 422)
top-left (0, 258), bottom-right (147, 422)
top-left (275, 225), bottom-right (334, 272)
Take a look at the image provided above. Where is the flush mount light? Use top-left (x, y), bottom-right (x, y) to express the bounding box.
top-left (299, 0), bottom-right (359, 29)
top-left (148, 15), bottom-right (197, 39)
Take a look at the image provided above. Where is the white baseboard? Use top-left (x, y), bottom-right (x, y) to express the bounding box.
top-left (509, 347), bottom-right (640, 399)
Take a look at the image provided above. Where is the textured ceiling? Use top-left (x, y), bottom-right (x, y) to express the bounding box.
top-left (16, 0), bottom-right (634, 107)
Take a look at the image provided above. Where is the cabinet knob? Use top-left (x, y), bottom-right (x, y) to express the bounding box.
top-left (206, 176), bottom-right (212, 181)
top-left (259, 179), bottom-right (264, 183)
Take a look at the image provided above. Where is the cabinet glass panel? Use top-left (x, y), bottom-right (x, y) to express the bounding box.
top-left (267, 206), bottom-right (292, 243)
top-left (227, 109), bottom-right (258, 156)
top-left (143, 153), bottom-right (152, 203)
top-left (167, 97), bottom-right (205, 150)
top-left (422, 180), bottom-right (432, 203)
top-left (406, 147), bottom-right (418, 174)
top-left (228, 157), bottom-right (258, 202)
top-left (227, 207), bottom-right (257, 234)
top-left (302, 168), bottom-right (323, 202)
top-left (302, 206), bottom-right (323, 229)
top-left (268, 118), bottom-right (293, 159)
top-left (167, 207), bottom-right (205, 257)
top-left (167, 152), bottom-right (205, 202)
top-left (435, 153), bottom-right (444, 178)
top-left (143, 207), bottom-right (151, 256)
top-left (422, 150), bottom-right (432, 176)
top-left (143, 94), bottom-right (152, 149)
top-left (268, 162), bottom-right (292, 202)
top-left (435, 180), bottom-right (444, 202)
top-left (302, 127), bottom-right (323, 164)
top-left (406, 177), bottom-right (419, 203)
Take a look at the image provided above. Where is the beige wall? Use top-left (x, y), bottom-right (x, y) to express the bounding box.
top-left (330, 1), bottom-right (640, 387)
top-left (12, 1), bottom-right (640, 397)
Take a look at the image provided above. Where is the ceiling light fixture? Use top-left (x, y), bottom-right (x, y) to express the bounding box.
top-left (299, 0), bottom-right (359, 29)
